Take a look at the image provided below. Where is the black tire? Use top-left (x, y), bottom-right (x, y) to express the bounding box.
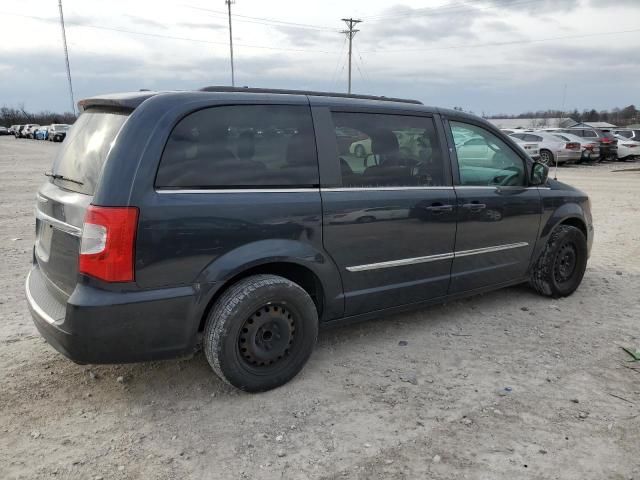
top-left (203, 274), bottom-right (318, 392)
top-left (530, 225), bottom-right (587, 298)
top-left (539, 149), bottom-right (554, 166)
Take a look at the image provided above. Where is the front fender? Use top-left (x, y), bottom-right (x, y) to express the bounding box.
top-left (530, 200), bottom-right (589, 269)
top-left (194, 239), bottom-right (344, 322)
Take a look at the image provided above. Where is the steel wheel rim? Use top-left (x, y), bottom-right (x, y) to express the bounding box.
top-left (238, 304), bottom-right (295, 368)
top-left (540, 151), bottom-right (551, 165)
top-left (554, 242), bottom-right (577, 284)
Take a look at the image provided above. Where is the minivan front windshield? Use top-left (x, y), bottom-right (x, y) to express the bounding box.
top-left (51, 109), bottom-right (128, 195)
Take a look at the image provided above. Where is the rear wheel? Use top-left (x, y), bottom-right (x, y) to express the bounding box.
top-left (539, 149), bottom-right (553, 166)
top-left (203, 274), bottom-right (318, 392)
top-left (530, 225), bottom-right (587, 298)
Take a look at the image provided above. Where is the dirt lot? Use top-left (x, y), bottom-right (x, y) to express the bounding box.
top-left (1, 136), bottom-right (639, 480)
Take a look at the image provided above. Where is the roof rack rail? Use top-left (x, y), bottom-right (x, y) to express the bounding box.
top-left (198, 86), bottom-right (423, 105)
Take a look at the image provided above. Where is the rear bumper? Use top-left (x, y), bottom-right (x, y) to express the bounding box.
top-left (26, 266), bottom-right (201, 364)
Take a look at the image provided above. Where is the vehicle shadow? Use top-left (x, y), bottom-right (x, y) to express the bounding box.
top-left (42, 283), bottom-right (545, 403)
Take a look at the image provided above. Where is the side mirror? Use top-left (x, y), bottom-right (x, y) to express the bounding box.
top-left (530, 162), bottom-right (549, 186)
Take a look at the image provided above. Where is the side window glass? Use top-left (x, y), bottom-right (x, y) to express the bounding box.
top-left (156, 105), bottom-right (318, 188)
top-left (450, 121), bottom-right (526, 187)
top-left (331, 112), bottom-right (445, 187)
top-left (583, 130), bottom-right (596, 138)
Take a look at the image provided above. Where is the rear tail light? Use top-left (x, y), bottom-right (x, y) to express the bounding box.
top-left (623, 144), bottom-right (638, 148)
top-left (585, 143), bottom-right (597, 151)
top-left (565, 142), bottom-right (580, 150)
top-left (79, 206), bottom-right (139, 282)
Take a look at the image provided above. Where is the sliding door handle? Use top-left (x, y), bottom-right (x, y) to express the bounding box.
top-left (462, 202), bottom-right (486, 212)
top-left (424, 204), bottom-right (453, 213)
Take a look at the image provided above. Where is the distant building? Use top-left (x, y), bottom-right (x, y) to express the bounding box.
top-left (487, 117), bottom-right (576, 129)
top-left (571, 121), bottom-right (618, 129)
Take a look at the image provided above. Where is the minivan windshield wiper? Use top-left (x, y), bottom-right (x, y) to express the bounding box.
top-left (44, 172), bottom-right (84, 186)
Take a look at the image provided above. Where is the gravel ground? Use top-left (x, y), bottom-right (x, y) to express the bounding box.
top-left (1, 136), bottom-right (639, 480)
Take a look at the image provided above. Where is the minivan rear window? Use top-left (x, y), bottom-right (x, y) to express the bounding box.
top-left (156, 105), bottom-right (318, 189)
top-left (51, 109), bottom-right (128, 195)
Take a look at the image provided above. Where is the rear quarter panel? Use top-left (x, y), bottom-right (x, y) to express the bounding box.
top-left (101, 93), bottom-right (343, 322)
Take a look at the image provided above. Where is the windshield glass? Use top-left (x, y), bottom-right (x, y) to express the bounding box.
top-left (51, 109), bottom-right (128, 195)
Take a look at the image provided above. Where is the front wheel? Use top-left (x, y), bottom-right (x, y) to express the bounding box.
top-left (530, 225), bottom-right (587, 298)
top-left (203, 274), bottom-right (318, 392)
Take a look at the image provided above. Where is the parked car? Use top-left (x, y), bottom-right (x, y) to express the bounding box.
top-left (552, 132), bottom-right (600, 163)
top-left (8, 125), bottom-right (19, 135)
top-left (613, 128), bottom-right (640, 142)
top-left (48, 124), bottom-right (70, 142)
top-left (510, 136), bottom-right (540, 161)
top-left (26, 87), bottom-right (592, 392)
top-left (0, 126), bottom-right (9, 136)
top-left (561, 127), bottom-right (618, 162)
top-left (34, 126), bottom-right (50, 140)
top-left (23, 124), bottom-right (41, 139)
top-left (14, 125), bottom-right (27, 138)
top-left (613, 134), bottom-right (640, 160)
top-left (509, 131), bottom-right (581, 165)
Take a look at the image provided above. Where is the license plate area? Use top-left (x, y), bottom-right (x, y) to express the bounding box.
top-left (36, 220), bottom-right (54, 262)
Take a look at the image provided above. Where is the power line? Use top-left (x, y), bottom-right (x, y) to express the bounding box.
top-left (183, 4), bottom-right (338, 31)
top-left (57, 0), bottom-right (75, 115)
top-left (330, 36), bottom-right (348, 88)
top-left (362, 0), bottom-right (548, 21)
top-left (341, 18), bottom-right (362, 94)
top-left (1, 12), bottom-right (338, 54)
top-left (362, 28), bottom-right (640, 54)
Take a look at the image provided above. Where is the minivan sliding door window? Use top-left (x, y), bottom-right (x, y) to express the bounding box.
top-left (331, 112), bottom-right (446, 188)
top-left (155, 105), bottom-right (319, 189)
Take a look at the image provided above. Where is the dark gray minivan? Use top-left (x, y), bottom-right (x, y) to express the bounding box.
top-left (26, 87), bottom-right (593, 391)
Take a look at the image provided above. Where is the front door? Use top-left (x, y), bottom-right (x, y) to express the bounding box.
top-left (446, 120), bottom-right (543, 293)
top-left (320, 110), bottom-right (457, 316)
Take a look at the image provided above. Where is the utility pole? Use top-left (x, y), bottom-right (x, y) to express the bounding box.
top-left (226, 0), bottom-right (235, 87)
top-left (341, 18), bottom-right (361, 94)
top-left (57, 0), bottom-right (76, 115)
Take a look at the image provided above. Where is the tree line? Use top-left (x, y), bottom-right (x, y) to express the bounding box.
top-left (486, 105), bottom-right (639, 126)
top-left (1, 106), bottom-right (77, 127)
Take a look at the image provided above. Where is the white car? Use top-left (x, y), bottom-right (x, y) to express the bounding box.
top-left (614, 134), bottom-right (640, 160)
top-left (552, 132), bottom-right (600, 163)
top-left (510, 136), bottom-right (540, 161)
top-left (509, 131), bottom-right (582, 165)
top-left (614, 128), bottom-right (640, 142)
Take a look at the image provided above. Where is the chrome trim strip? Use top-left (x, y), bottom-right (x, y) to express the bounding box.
top-left (155, 188), bottom-right (319, 194)
top-left (454, 242), bottom-right (529, 258)
top-left (35, 209), bottom-right (82, 237)
top-left (346, 252), bottom-right (455, 272)
top-left (322, 186), bottom-right (453, 192)
top-left (346, 242), bottom-right (529, 272)
top-left (25, 271), bottom-right (57, 326)
top-left (454, 186), bottom-right (548, 190)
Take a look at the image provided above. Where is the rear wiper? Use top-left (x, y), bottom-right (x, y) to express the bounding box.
top-left (44, 172), bottom-right (84, 186)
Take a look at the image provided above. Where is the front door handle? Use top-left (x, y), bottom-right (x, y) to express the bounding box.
top-left (462, 202), bottom-right (486, 212)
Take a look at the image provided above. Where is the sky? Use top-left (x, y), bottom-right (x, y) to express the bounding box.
top-left (0, 0), bottom-right (639, 115)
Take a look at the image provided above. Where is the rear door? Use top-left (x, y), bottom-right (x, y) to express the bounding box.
top-left (316, 107), bottom-right (457, 316)
top-left (34, 109), bottom-right (129, 297)
top-left (444, 119), bottom-right (542, 293)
